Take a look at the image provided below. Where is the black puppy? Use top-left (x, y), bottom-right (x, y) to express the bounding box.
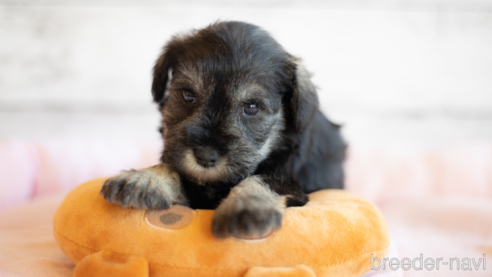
top-left (101, 21), bottom-right (346, 239)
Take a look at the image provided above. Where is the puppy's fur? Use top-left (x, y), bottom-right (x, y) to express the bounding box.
top-left (101, 21), bottom-right (346, 239)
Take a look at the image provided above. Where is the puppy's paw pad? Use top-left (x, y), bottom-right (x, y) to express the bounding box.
top-left (212, 196), bottom-right (282, 239)
top-left (100, 170), bottom-right (173, 210)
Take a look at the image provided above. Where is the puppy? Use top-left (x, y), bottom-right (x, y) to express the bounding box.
top-left (101, 21), bottom-right (346, 239)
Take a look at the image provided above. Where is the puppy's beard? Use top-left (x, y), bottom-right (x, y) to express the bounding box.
top-left (181, 149), bottom-right (230, 185)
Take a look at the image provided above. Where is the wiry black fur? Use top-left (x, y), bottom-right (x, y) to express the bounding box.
top-left (151, 21), bottom-right (346, 210)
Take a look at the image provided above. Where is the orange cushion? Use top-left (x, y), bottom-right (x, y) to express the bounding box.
top-left (53, 178), bottom-right (389, 277)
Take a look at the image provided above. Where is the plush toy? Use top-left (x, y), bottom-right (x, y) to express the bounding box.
top-left (53, 178), bottom-right (389, 277)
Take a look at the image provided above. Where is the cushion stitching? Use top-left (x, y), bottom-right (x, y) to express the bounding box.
top-left (54, 227), bottom-right (243, 271)
top-left (54, 226), bottom-right (95, 252)
top-left (54, 227), bottom-right (388, 272)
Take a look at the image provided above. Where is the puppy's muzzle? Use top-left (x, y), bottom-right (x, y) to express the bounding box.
top-left (193, 147), bottom-right (219, 168)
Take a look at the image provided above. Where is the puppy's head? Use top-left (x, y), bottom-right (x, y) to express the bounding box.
top-left (152, 21), bottom-right (319, 185)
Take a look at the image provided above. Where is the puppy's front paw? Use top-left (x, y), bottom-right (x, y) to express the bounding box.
top-left (212, 195), bottom-right (283, 239)
top-left (100, 165), bottom-right (185, 210)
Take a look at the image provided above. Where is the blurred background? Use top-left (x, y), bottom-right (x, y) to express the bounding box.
top-left (1, 4), bottom-right (492, 274)
top-left (1, 0), bottom-right (491, 145)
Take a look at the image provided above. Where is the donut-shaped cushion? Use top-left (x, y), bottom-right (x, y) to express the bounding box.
top-left (53, 178), bottom-right (389, 277)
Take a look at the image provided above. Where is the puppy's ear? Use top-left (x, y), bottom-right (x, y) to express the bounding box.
top-left (284, 56), bottom-right (320, 132)
top-left (152, 45), bottom-right (177, 104)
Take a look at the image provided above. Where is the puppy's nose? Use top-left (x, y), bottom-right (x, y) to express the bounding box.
top-left (193, 147), bottom-right (219, 168)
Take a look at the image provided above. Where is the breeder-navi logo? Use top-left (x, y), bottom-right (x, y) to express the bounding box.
top-left (371, 253), bottom-right (486, 271)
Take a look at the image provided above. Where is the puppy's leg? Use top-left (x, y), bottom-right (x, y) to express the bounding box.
top-left (100, 163), bottom-right (187, 209)
top-left (212, 176), bottom-right (286, 239)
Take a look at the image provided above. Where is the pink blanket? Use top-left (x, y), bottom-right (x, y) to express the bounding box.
top-left (1, 140), bottom-right (491, 276)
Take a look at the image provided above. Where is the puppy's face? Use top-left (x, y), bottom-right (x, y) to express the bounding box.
top-left (161, 66), bottom-right (286, 184)
top-left (152, 22), bottom-right (319, 185)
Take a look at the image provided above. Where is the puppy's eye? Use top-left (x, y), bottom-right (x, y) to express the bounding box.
top-left (182, 90), bottom-right (196, 104)
top-left (243, 103), bottom-right (259, 116)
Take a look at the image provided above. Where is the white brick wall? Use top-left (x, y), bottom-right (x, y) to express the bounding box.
top-left (1, 1), bottom-right (491, 144)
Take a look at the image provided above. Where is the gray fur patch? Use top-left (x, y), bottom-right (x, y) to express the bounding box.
top-left (212, 176), bottom-right (286, 239)
top-left (100, 163), bottom-right (187, 210)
